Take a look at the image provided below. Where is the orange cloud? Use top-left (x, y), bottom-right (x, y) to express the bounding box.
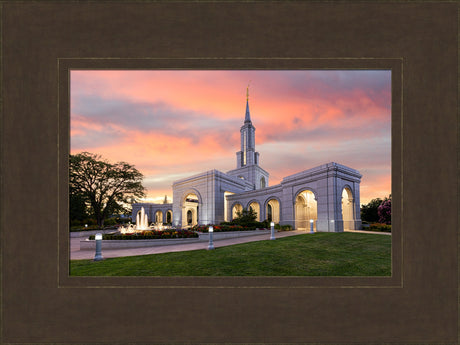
top-left (71, 70), bottom-right (391, 205)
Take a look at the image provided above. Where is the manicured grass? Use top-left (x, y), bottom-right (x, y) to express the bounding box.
top-left (70, 232), bottom-right (391, 276)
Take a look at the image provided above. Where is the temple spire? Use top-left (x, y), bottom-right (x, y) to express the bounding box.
top-left (244, 84), bottom-right (251, 123)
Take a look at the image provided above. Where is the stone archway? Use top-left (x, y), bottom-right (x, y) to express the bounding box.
top-left (154, 210), bottom-right (163, 224)
top-left (182, 192), bottom-right (199, 227)
top-left (166, 210), bottom-right (172, 224)
top-left (342, 187), bottom-right (354, 230)
top-left (248, 201), bottom-right (261, 221)
top-left (265, 198), bottom-right (280, 223)
top-left (295, 190), bottom-right (317, 231)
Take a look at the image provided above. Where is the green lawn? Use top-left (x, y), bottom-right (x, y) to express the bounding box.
top-left (70, 232), bottom-right (391, 276)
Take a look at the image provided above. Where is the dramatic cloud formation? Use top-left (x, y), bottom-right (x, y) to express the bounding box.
top-left (71, 70), bottom-right (391, 204)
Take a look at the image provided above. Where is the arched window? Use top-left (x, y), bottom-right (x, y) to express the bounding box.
top-left (260, 177), bottom-right (266, 188)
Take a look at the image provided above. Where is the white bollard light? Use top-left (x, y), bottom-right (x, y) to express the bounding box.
top-left (207, 226), bottom-right (214, 250)
top-left (270, 221), bottom-right (275, 240)
top-left (94, 233), bottom-right (104, 261)
top-left (310, 219), bottom-right (314, 234)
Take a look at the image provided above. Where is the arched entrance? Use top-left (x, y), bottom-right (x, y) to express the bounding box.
top-left (295, 190), bottom-right (317, 231)
top-left (342, 187), bottom-right (354, 230)
top-left (166, 210), bottom-right (172, 224)
top-left (266, 198), bottom-right (280, 223)
top-left (248, 201), bottom-right (260, 221)
top-left (155, 210), bottom-right (163, 224)
top-left (182, 193), bottom-right (199, 227)
top-left (231, 203), bottom-right (243, 220)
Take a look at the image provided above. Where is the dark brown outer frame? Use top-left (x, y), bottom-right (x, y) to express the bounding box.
top-left (1, 2), bottom-right (457, 345)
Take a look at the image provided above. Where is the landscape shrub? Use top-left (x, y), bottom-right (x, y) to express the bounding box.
top-left (88, 229), bottom-right (198, 240)
top-left (194, 224), bottom-right (246, 233)
top-left (279, 224), bottom-right (293, 231)
top-left (367, 223), bottom-right (391, 232)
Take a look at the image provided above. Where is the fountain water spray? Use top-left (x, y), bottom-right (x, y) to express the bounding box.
top-left (118, 207), bottom-right (174, 234)
top-left (136, 206), bottom-right (149, 230)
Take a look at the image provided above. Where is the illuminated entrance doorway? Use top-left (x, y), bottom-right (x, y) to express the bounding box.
top-left (182, 193), bottom-right (199, 227)
top-left (155, 210), bottom-right (163, 224)
top-left (231, 203), bottom-right (243, 220)
top-left (295, 190), bottom-right (317, 231)
top-left (248, 201), bottom-right (260, 221)
top-left (342, 187), bottom-right (354, 230)
top-left (266, 199), bottom-right (280, 223)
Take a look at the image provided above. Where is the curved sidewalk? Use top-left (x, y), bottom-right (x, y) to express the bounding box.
top-left (70, 230), bottom-right (307, 260)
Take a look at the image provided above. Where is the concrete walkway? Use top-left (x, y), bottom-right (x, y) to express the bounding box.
top-left (70, 229), bottom-right (391, 260)
top-left (70, 230), bottom-right (308, 260)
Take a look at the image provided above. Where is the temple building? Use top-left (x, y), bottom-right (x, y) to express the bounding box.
top-left (132, 89), bottom-right (362, 232)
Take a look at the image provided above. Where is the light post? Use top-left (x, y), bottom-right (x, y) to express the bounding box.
top-left (94, 233), bottom-right (104, 261)
top-left (310, 219), bottom-right (314, 234)
top-left (207, 226), bottom-right (214, 250)
top-left (330, 219), bottom-right (335, 232)
top-left (270, 221), bottom-right (275, 240)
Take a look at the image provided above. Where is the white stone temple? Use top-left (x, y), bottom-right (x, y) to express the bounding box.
top-left (132, 90), bottom-right (362, 232)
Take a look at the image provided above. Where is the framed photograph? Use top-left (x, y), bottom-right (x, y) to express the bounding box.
top-left (69, 69), bottom-right (393, 278)
top-left (2, 2), bottom-right (457, 344)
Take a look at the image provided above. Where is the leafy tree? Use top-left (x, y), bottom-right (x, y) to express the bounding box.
top-left (378, 195), bottom-right (391, 224)
top-left (234, 208), bottom-right (258, 223)
top-left (69, 186), bottom-right (89, 224)
top-left (230, 208), bottom-right (260, 228)
top-left (360, 198), bottom-right (383, 223)
top-left (70, 152), bottom-right (146, 228)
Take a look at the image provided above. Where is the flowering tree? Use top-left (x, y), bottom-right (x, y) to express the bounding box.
top-left (377, 195), bottom-right (391, 224)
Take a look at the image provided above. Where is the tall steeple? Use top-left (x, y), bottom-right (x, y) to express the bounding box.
top-left (228, 85), bottom-right (269, 190)
top-left (236, 85), bottom-right (258, 168)
top-left (244, 84), bottom-right (251, 123)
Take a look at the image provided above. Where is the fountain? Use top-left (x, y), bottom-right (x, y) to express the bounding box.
top-left (136, 206), bottom-right (149, 230)
top-left (118, 207), bottom-right (175, 234)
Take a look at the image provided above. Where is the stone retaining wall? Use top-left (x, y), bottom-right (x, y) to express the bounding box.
top-left (80, 237), bottom-right (202, 250)
top-left (70, 229), bottom-right (119, 238)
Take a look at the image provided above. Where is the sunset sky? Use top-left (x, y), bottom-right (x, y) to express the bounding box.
top-left (70, 70), bottom-right (391, 205)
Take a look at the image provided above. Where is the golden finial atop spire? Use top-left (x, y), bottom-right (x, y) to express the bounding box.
top-left (246, 81), bottom-right (251, 101)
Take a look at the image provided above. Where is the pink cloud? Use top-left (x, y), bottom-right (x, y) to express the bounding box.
top-left (71, 70), bottom-right (391, 205)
